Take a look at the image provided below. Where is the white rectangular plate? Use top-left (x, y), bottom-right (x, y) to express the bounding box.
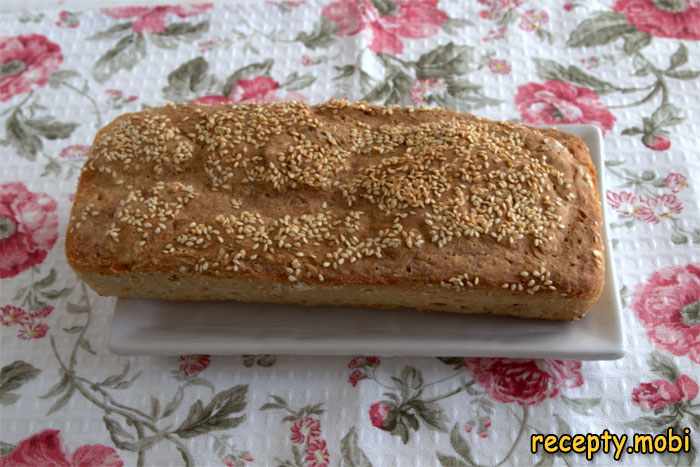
top-left (109, 124), bottom-right (624, 360)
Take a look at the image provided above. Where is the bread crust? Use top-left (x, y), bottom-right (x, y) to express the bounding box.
top-left (66, 100), bottom-right (605, 320)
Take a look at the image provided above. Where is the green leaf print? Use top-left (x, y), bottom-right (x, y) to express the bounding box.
top-left (0, 361), bottom-right (41, 407)
top-left (340, 426), bottom-right (373, 467)
top-left (93, 33), bottom-right (147, 82)
top-left (567, 12), bottom-right (635, 47)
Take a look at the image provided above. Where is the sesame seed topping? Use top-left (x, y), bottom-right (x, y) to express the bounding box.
top-left (75, 100), bottom-right (590, 293)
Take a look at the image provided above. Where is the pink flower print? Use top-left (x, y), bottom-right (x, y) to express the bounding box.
top-left (229, 76), bottom-right (279, 103)
top-left (515, 80), bottom-right (616, 132)
top-left (56, 11), bottom-right (80, 28)
top-left (290, 416), bottom-right (321, 445)
top-left (0, 35), bottom-right (63, 102)
top-left (301, 55), bottom-right (314, 66)
top-left (192, 95), bottom-right (233, 106)
top-left (632, 379), bottom-right (681, 410)
top-left (477, 0), bottom-right (524, 20)
top-left (606, 191), bottom-right (638, 218)
top-left (634, 194), bottom-right (683, 224)
top-left (519, 9), bottom-right (548, 31)
top-left (643, 134), bottom-right (671, 151)
top-left (59, 145), bottom-right (91, 160)
top-left (614, 0), bottom-right (700, 41)
top-left (0, 182), bottom-right (59, 279)
top-left (483, 26), bottom-right (507, 42)
top-left (632, 374), bottom-right (698, 411)
top-left (0, 429), bottom-right (123, 467)
top-left (0, 305), bottom-right (29, 326)
top-left (664, 173), bottom-right (688, 193)
top-left (464, 358), bottom-right (583, 406)
top-left (633, 264), bottom-right (700, 362)
top-left (677, 374), bottom-right (699, 402)
top-left (305, 438), bottom-right (329, 467)
top-left (30, 305), bottom-right (54, 319)
top-left (488, 58), bottom-right (511, 74)
top-left (17, 322), bottom-right (48, 340)
top-left (102, 4), bottom-right (213, 34)
top-left (322, 0), bottom-right (448, 55)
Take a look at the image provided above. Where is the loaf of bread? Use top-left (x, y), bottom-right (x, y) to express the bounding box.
top-left (66, 100), bottom-right (605, 320)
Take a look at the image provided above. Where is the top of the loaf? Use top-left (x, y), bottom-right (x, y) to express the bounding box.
top-left (66, 100), bottom-right (604, 300)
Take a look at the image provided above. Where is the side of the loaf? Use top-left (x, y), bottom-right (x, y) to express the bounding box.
top-left (66, 101), bottom-right (605, 320)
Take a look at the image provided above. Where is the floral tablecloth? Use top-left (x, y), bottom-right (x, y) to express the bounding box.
top-left (1, 0), bottom-right (699, 466)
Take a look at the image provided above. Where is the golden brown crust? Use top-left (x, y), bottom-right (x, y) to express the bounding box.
top-left (66, 100), bottom-right (605, 320)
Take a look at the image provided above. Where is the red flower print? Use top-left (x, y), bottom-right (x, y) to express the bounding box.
top-left (606, 191), bottom-right (638, 218)
top-left (305, 438), bottom-right (329, 467)
top-left (0, 182), bottom-right (59, 279)
top-left (322, 0), bottom-right (448, 55)
top-left (56, 11), bottom-right (80, 28)
top-left (347, 356), bottom-right (381, 368)
top-left (664, 173), bottom-right (688, 193)
top-left (30, 305), bottom-right (54, 318)
top-left (633, 264), bottom-right (700, 362)
top-left (369, 401), bottom-right (396, 430)
top-left (301, 55), bottom-right (314, 66)
top-left (643, 133), bottom-right (671, 151)
top-left (0, 305), bottom-right (29, 326)
top-left (366, 356), bottom-right (380, 366)
top-left (178, 354), bottom-right (210, 377)
top-left (59, 145), bottom-right (91, 160)
top-left (102, 4), bottom-right (213, 34)
top-left (348, 369), bottom-right (367, 387)
top-left (464, 358), bottom-right (583, 406)
top-left (632, 379), bottom-right (682, 410)
top-left (613, 0), bottom-right (700, 40)
top-left (478, 431), bottom-right (489, 438)
top-left (17, 322), bottom-right (48, 340)
top-left (515, 80), bottom-right (616, 132)
top-left (563, 2), bottom-right (575, 11)
top-left (290, 416), bottom-right (321, 445)
top-left (464, 421), bottom-right (473, 433)
top-left (519, 9), bottom-right (548, 31)
top-left (0, 429), bottom-right (123, 467)
top-left (634, 194), bottom-right (683, 224)
top-left (478, 0), bottom-right (524, 20)
top-left (488, 58), bottom-right (511, 75)
top-left (0, 35), bottom-right (63, 102)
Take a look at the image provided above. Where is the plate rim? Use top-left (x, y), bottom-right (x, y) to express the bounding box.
top-left (108, 124), bottom-right (626, 360)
